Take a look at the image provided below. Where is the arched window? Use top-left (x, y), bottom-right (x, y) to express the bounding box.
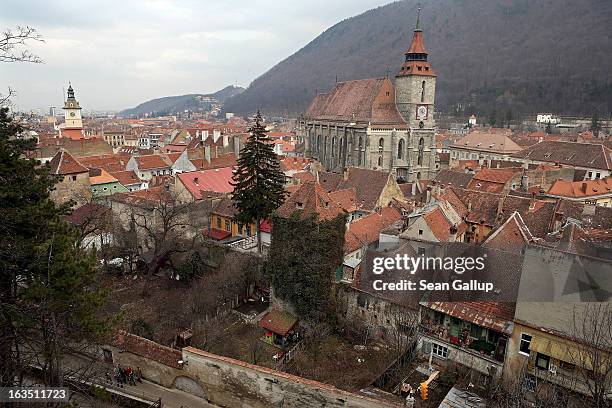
top-left (358, 136), bottom-right (363, 150)
top-left (379, 138), bottom-right (385, 149)
top-left (398, 139), bottom-right (404, 159)
top-left (332, 137), bottom-right (336, 157)
top-left (316, 135), bottom-right (321, 152)
top-left (416, 172), bottom-right (421, 180)
top-left (417, 137), bottom-right (425, 165)
top-left (339, 138), bottom-right (344, 160)
top-left (421, 81), bottom-right (426, 103)
top-left (378, 156), bottom-right (383, 167)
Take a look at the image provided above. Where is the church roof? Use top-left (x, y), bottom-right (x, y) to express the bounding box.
top-left (304, 77), bottom-right (404, 124)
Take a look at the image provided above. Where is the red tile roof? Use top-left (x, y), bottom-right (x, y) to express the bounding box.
top-left (547, 177), bottom-right (612, 199)
top-left (110, 170), bottom-right (141, 186)
top-left (135, 154), bottom-right (171, 170)
top-left (344, 207), bottom-right (402, 253)
top-left (276, 181), bottom-right (344, 221)
top-left (177, 167), bottom-right (234, 199)
top-left (422, 301), bottom-right (515, 334)
top-left (259, 309), bottom-right (298, 337)
top-left (304, 78), bottom-right (403, 124)
top-left (48, 149), bottom-right (89, 175)
top-left (207, 228), bottom-right (231, 241)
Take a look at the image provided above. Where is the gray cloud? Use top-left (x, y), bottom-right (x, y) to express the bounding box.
top-left (0, 0), bottom-right (389, 112)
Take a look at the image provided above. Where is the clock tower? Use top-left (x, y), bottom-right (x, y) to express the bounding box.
top-left (395, 9), bottom-right (436, 128)
top-left (395, 9), bottom-right (437, 181)
top-left (63, 83), bottom-right (83, 129)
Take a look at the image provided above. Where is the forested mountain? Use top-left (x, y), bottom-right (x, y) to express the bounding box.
top-left (223, 0), bottom-right (611, 119)
top-left (120, 85), bottom-right (244, 117)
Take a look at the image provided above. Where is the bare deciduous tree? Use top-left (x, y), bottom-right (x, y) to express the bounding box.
top-left (1, 26), bottom-right (43, 63)
top-left (569, 303), bottom-right (612, 408)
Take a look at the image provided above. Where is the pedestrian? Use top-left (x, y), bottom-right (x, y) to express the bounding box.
top-left (126, 366), bottom-right (135, 386)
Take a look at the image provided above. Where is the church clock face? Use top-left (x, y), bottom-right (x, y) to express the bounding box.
top-left (416, 105), bottom-right (428, 120)
top-left (70, 112), bottom-right (76, 117)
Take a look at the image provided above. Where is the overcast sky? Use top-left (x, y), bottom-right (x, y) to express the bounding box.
top-left (0, 0), bottom-right (390, 112)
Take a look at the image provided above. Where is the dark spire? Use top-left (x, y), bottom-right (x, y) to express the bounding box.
top-left (415, 6), bottom-right (422, 32)
top-left (67, 82), bottom-right (75, 100)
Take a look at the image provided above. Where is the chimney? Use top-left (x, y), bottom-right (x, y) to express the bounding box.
top-left (496, 193), bottom-right (506, 218)
top-left (201, 130), bottom-right (209, 141)
top-left (449, 225), bottom-right (458, 242)
top-left (204, 145), bottom-right (211, 164)
top-left (213, 129), bottom-right (221, 143)
top-left (529, 192), bottom-right (536, 210)
top-left (233, 136), bottom-right (241, 157)
top-left (343, 168), bottom-right (349, 181)
top-left (467, 201), bottom-right (472, 212)
top-left (411, 182), bottom-right (417, 196)
top-left (223, 134), bottom-right (229, 148)
top-left (521, 172), bottom-right (529, 191)
top-left (193, 177), bottom-right (199, 185)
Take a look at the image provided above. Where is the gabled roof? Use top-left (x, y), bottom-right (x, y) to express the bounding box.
top-left (344, 207), bottom-right (402, 253)
top-left (511, 141), bottom-right (612, 170)
top-left (483, 211), bottom-right (536, 253)
top-left (434, 169), bottom-right (474, 188)
top-left (211, 196), bottom-right (239, 218)
top-left (453, 131), bottom-right (522, 153)
top-left (177, 167), bottom-right (235, 199)
top-left (259, 309), bottom-right (298, 337)
top-left (328, 188), bottom-right (358, 212)
top-left (320, 168), bottom-right (394, 211)
top-left (276, 181), bottom-right (344, 221)
top-left (48, 149), bottom-right (89, 175)
top-left (89, 168), bottom-right (118, 185)
top-left (304, 77), bottom-right (403, 124)
top-left (110, 170), bottom-right (142, 186)
top-left (134, 154), bottom-right (171, 170)
top-left (78, 154), bottom-right (129, 173)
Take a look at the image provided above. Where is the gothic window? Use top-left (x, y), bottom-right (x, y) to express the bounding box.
top-left (358, 136), bottom-right (363, 150)
top-left (398, 139), bottom-right (404, 160)
top-left (421, 81), bottom-right (426, 103)
top-left (379, 138), bottom-right (384, 150)
top-left (378, 156), bottom-right (383, 167)
top-left (317, 135), bottom-right (321, 152)
top-left (332, 137), bottom-right (336, 157)
top-left (416, 172), bottom-right (422, 180)
top-left (339, 138), bottom-right (344, 160)
top-left (417, 137), bottom-right (425, 165)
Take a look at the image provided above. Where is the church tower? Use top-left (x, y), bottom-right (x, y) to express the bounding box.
top-left (395, 9), bottom-right (436, 127)
top-left (395, 9), bottom-right (437, 181)
top-left (63, 83), bottom-right (83, 129)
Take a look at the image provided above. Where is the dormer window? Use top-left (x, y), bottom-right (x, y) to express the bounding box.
top-left (296, 202), bottom-right (304, 209)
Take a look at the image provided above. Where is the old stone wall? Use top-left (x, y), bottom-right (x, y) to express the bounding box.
top-left (106, 331), bottom-right (400, 407)
top-left (181, 347), bottom-right (399, 408)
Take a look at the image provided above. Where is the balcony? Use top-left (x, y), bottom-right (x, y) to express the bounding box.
top-left (419, 321), bottom-right (506, 365)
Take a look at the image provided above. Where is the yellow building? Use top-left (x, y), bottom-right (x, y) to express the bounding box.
top-left (506, 302), bottom-right (610, 401)
top-left (207, 196), bottom-right (256, 241)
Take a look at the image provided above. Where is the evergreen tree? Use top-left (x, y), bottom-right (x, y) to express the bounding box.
top-left (231, 111), bottom-right (286, 253)
top-left (0, 107), bottom-right (111, 387)
top-left (590, 109), bottom-right (602, 138)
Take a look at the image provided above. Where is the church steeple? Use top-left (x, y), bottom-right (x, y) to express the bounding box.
top-left (397, 8), bottom-right (435, 77)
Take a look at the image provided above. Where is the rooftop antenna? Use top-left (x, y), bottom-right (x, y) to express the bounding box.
top-left (335, 74), bottom-right (338, 84)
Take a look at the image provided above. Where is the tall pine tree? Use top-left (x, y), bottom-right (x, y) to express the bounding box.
top-left (0, 107), bottom-right (111, 387)
top-left (231, 111), bottom-right (286, 253)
